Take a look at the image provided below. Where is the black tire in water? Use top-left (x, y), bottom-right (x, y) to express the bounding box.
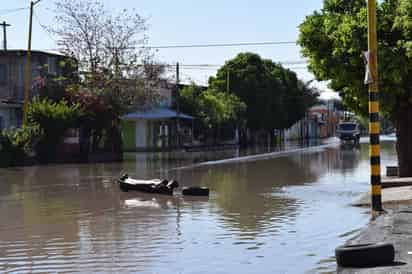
top-left (182, 186), bottom-right (210, 196)
top-left (120, 185), bottom-right (129, 192)
top-left (335, 243), bottom-right (395, 268)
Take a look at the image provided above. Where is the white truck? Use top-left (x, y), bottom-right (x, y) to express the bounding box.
top-left (337, 122), bottom-right (361, 144)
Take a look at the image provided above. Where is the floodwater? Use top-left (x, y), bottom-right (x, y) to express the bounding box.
top-left (0, 137), bottom-right (397, 273)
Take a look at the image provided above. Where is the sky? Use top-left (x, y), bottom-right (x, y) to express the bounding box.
top-left (0, 0), bottom-right (339, 99)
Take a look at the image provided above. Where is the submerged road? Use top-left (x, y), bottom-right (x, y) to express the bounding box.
top-left (0, 137), bottom-right (398, 273)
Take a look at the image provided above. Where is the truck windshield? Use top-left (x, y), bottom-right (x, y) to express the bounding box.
top-left (339, 124), bottom-right (356, 131)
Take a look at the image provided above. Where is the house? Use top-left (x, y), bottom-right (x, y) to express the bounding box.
top-left (121, 108), bottom-right (194, 151)
top-left (284, 100), bottom-right (341, 140)
top-left (284, 114), bottom-right (320, 140)
top-left (121, 81), bottom-right (194, 151)
top-left (0, 50), bottom-right (71, 129)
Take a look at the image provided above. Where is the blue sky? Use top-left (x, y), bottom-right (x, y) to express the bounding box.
top-left (1, 0), bottom-right (338, 98)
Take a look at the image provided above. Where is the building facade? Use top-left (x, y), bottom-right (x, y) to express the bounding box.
top-left (121, 81), bottom-right (194, 151)
top-left (284, 101), bottom-right (341, 140)
top-left (0, 50), bottom-right (69, 129)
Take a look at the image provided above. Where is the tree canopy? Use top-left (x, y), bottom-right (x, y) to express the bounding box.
top-left (49, 0), bottom-right (165, 112)
top-left (180, 84), bottom-right (246, 131)
top-left (298, 0), bottom-right (408, 119)
top-left (208, 52), bottom-right (318, 132)
top-left (298, 0), bottom-right (412, 176)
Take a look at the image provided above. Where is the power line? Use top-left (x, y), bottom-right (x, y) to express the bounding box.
top-left (104, 41), bottom-right (297, 50)
top-left (177, 61), bottom-right (307, 67)
top-left (0, 7), bottom-right (27, 12)
top-left (0, 2), bottom-right (41, 16)
top-left (0, 7), bottom-right (29, 16)
top-left (38, 40), bottom-right (300, 52)
top-left (168, 66), bottom-right (309, 72)
top-left (146, 41), bottom-right (297, 49)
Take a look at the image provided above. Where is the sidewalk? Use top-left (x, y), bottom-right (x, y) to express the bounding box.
top-left (341, 179), bottom-right (412, 273)
top-left (339, 205), bottom-right (412, 273)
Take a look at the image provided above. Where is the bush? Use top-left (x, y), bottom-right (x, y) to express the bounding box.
top-left (28, 97), bottom-right (83, 162)
top-left (0, 126), bottom-right (41, 167)
top-left (28, 97), bottom-right (82, 133)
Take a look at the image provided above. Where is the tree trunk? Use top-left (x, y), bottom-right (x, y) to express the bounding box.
top-left (395, 102), bottom-right (412, 177)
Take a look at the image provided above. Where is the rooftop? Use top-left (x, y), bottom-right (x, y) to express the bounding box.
top-left (0, 49), bottom-right (67, 58)
top-left (121, 107), bottom-right (193, 121)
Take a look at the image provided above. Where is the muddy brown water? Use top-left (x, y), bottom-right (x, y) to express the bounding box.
top-left (0, 138), bottom-right (397, 273)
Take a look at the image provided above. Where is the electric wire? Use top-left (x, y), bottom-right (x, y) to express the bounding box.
top-left (0, 7), bottom-right (29, 16)
top-left (144, 41), bottom-right (297, 49)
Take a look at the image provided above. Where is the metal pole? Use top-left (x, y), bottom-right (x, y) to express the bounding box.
top-left (367, 0), bottom-right (383, 212)
top-left (1, 21), bottom-right (10, 51)
top-left (22, 1), bottom-right (35, 126)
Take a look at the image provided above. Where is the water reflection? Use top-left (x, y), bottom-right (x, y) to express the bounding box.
top-left (171, 145), bottom-right (364, 237)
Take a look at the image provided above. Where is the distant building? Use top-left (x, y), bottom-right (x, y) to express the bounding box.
top-left (284, 101), bottom-right (341, 140)
top-left (120, 81), bottom-right (195, 151)
top-left (0, 50), bottom-right (71, 129)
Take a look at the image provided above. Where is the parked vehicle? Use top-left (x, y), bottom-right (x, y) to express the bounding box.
top-left (337, 122), bottom-right (361, 144)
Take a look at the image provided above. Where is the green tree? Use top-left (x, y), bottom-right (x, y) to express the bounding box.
top-left (298, 0), bottom-right (412, 176)
top-left (209, 52), bottom-right (318, 143)
top-left (180, 84), bottom-right (246, 143)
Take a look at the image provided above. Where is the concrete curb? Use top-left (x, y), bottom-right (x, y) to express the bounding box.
top-left (353, 186), bottom-right (412, 207)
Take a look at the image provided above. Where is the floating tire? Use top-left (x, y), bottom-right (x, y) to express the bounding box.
top-left (119, 182), bottom-right (129, 192)
top-left (335, 243), bottom-right (395, 268)
top-left (182, 186), bottom-right (210, 196)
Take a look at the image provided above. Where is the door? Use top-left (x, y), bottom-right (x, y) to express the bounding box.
top-left (135, 120), bottom-right (147, 148)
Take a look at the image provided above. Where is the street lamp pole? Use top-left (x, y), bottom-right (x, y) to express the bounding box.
top-left (367, 0), bottom-right (383, 213)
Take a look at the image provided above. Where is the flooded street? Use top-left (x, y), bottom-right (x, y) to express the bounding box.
top-left (0, 138), bottom-right (397, 273)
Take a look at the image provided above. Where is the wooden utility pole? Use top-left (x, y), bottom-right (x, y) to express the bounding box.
top-left (0, 21), bottom-right (11, 50)
top-left (367, 0), bottom-right (383, 212)
top-left (23, 0), bottom-right (42, 126)
top-left (176, 62), bottom-right (180, 147)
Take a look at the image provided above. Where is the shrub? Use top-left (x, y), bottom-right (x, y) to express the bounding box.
top-left (28, 97), bottom-right (83, 162)
top-left (0, 126), bottom-right (41, 167)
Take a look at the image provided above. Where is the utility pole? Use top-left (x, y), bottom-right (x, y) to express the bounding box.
top-left (367, 0), bottom-right (383, 213)
top-left (226, 70), bottom-right (230, 93)
top-left (0, 21), bottom-right (11, 51)
top-left (176, 62), bottom-right (180, 147)
top-left (23, 0), bottom-right (42, 126)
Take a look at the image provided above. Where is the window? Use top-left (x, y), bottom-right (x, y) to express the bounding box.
top-left (0, 116), bottom-right (3, 130)
top-left (0, 64), bottom-right (7, 84)
top-left (339, 124), bottom-right (356, 131)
